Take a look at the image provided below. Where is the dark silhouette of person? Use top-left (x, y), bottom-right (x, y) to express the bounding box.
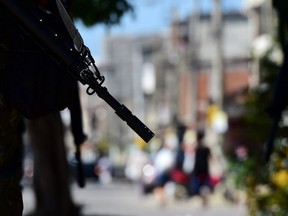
top-left (190, 130), bottom-right (211, 196)
top-left (0, 1), bottom-right (84, 215)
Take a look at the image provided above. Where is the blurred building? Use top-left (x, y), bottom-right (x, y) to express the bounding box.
top-left (100, 9), bottom-right (253, 129)
top-left (170, 10), bottom-right (253, 126)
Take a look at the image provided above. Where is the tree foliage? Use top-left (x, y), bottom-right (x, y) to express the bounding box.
top-left (67, 0), bottom-right (134, 26)
top-left (228, 1), bottom-right (288, 215)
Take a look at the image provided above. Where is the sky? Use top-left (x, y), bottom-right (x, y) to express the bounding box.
top-left (76, 0), bottom-right (244, 61)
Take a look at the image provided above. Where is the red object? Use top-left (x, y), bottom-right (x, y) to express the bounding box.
top-left (210, 176), bottom-right (221, 187)
top-left (171, 169), bottom-right (189, 184)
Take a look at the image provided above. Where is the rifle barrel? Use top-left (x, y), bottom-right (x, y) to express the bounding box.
top-left (90, 81), bottom-right (155, 143)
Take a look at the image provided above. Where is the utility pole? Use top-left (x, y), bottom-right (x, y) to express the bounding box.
top-left (188, 0), bottom-right (200, 124)
top-left (210, 0), bottom-right (224, 108)
top-left (208, 0), bottom-right (227, 179)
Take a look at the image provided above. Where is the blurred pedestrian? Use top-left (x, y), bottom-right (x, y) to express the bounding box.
top-left (190, 129), bottom-right (211, 206)
top-left (125, 141), bottom-right (149, 193)
top-left (96, 150), bottom-right (112, 185)
top-left (153, 142), bottom-right (175, 207)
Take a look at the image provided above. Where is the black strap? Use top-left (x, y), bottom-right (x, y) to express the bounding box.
top-left (69, 83), bottom-right (87, 188)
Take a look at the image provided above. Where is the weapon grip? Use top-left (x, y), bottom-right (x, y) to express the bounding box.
top-left (115, 105), bottom-right (155, 143)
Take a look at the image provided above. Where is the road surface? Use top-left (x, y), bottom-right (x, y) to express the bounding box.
top-left (23, 181), bottom-right (247, 216)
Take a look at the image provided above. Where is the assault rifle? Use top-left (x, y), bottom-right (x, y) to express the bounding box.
top-left (1, 0), bottom-right (155, 144)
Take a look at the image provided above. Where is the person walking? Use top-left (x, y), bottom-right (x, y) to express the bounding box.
top-left (153, 142), bottom-right (175, 207)
top-left (190, 130), bottom-right (211, 206)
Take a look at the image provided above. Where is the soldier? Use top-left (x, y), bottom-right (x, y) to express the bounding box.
top-left (0, 1), bottom-right (78, 215)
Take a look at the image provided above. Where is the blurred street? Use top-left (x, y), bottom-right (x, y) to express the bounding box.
top-left (23, 181), bottom-right (247, 216)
